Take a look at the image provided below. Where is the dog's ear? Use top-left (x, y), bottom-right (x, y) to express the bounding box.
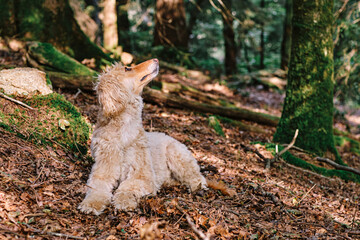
top-left (96, 82), bottom-right (129, 117)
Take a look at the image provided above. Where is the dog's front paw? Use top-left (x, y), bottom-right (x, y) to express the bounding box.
top-left (112, 191), bottom-right (138, 211)
top-left (78, 194), bottom-right (111, 215)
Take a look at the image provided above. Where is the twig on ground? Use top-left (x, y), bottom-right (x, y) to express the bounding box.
top-left (297, 184), bottom-right (316, 206)
top-left (0, 92), bottom-right (34, 110)
top-left (266, 129), bottom-right (299, 169)
top-left (240, 143), bottom-right (267, 162)
top-left (279, 159), bottom-right (335, 181)
top-left (22, 223), bottom-right (83, 239)
top-left (316, 157), bottom-right (360, 176)
top-left (175, 204), bottom-right (211, 240)
top-left (276, 129), bottom-right (299, 159)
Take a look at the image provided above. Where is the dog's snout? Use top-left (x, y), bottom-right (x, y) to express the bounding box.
top-left (153, 59), bottom-right (159, 64)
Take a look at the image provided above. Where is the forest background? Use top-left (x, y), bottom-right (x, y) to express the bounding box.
top-left (0, 0), bottom-right (360, 239)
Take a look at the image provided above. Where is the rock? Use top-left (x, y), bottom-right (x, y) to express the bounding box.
top-left (0, 67), bottom-right (53, 95)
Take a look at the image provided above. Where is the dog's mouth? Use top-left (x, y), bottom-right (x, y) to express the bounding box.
top-left (139, 65), bottom-right (159, 83)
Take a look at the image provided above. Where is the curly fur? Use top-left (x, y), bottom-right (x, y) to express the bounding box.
top-left (78, 59), bottom-right (207, 215)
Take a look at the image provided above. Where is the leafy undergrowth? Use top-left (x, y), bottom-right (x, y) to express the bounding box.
top-left (1, 90), bottom-right (359, 239)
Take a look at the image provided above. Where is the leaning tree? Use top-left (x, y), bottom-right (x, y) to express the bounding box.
top-left (0, 0), bottom-right (111, 62)
top-left (273, 0), bottom-right (344, 164)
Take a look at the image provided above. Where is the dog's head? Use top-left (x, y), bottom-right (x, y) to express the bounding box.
top-left (95, 59), bottom-right (159, 117)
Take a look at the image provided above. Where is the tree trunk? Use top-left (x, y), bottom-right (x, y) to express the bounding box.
top-left (280, 0), bottom-right (293, 70)
top-left (154, 0), bottom-right (188, 48)
top-left (0, 0), bottom-right (111, 62)
top-left (273, 0), bottom-right (343, 164)
top-left (116, 0), bottom-right (131, 52)
top-left (259, 0), bottom-right (266, 69)
top-left (101, 0), bottom-right (118, 50)
top-left (222, 0), bottom-right (237, 75)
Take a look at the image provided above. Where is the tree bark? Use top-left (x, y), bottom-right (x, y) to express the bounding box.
top-left (273, 0), bottom-right (343, 164)
top-left (0, 0), bottom-right (111, 62)
top-left (280, 0), bottom-right (293, 70)
top-left (154, 0), bottom-right (188, 48)
top-left (221, 0), bottom-right (237, 75)
top-left (101, 0), bottom-right (118, 49)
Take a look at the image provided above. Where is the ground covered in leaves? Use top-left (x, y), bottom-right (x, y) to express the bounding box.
top-left (1, 55), bottom-right (360, 239)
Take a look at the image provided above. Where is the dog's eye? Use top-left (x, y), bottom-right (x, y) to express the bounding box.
top-left (124, 67), bottom-right (132, 72)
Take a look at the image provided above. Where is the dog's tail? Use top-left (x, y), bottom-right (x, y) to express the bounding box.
top-left (206, 179), bottom-right (237, 197)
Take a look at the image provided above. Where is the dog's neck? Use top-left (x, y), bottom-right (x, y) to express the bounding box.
top-left (96, 96), bottom-right (144, 131)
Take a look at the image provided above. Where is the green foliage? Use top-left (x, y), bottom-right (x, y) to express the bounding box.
top-left (266, 143), bottom-right (360, 183)
top-left (334, 0), bottom-right (360, 105)
top-left (0, 93), bottom-right (90, 156)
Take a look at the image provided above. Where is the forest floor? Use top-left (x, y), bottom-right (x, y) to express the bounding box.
top-left (0, 51), bottom-right (360, 239)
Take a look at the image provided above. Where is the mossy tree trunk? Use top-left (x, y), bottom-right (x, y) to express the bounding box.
top-left (0, 0), bottom-right (111, 62)
top-left (280, 0), bottom-right (293, 70)
top-left (154, 0), bottom-right (188, 49)
top-left (221, 0), bottom-right (237, 75)
top-left (273, 0), bottom-right (343, 164)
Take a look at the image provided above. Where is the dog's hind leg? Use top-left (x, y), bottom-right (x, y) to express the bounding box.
top-left (78, 152), bottom-right (121, 215)
top-left (166, 140), bottom-right (207, 192)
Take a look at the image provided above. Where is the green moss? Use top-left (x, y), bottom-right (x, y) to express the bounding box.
top-left (266, 143), bottom-right (360, 183)
top-left (27, 42), bottom-right (97, 76)
top-left (334, 135), bottom-right (360, 156)
top-left (0, 93), bottom-right (90, 156)
top-left (273, 0), bottom-right (342, 164)
top-left (208, 116), bottom-right (225, 137)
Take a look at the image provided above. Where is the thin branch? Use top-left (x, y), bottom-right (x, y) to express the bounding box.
top-left (22, 223), bottom-right (83, 240)
top-left (0, 92), bottom-right (34, 110)
top-left (277, 129), bottom-right (299, 158)
top-left (316, 157), bottom-right (360, 176)
top-left (297, 184), bottom-right (316, 206)
top-left (175, 204), bottom-right (211, 240)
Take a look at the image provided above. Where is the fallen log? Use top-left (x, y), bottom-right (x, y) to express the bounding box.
top-left (47, 71), bottom-right (96, 92)
top-left (48, 71), bottom-right (280, 127)
top-left (143, 88), bottom-right (279, 127)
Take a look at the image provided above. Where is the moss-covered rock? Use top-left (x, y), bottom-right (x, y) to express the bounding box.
top-left (0, 93), bottom-right (90, 156)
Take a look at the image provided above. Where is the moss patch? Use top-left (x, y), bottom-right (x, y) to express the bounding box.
top-left (27, 42), bottom-right (97, 76)
top-left (208, 116), bottom-right (225, 137)
top-left (266, 143), bottom-right (360, 183)
top-left (0, 93), bottom-right (90, 156)
top-left (334, 135), bottom-right (360, 156)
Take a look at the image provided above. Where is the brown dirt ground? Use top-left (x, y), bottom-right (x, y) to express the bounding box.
top-left (0, 47), bottom-right (359, 239)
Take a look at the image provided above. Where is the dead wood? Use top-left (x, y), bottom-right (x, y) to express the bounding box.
top-left (47, 71), bottom-right (279, 126)
top-left (143, 88), bottom-right (279, 126)
top-left (47, 71), bottom-right (96, 92)
top-left (0, 92), bottom-right (34, 110)
top-left (316, 157), bottom-right (360, 176)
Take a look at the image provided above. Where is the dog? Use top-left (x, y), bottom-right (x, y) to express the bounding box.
top-left (78, 59), bottom-right (207, 215)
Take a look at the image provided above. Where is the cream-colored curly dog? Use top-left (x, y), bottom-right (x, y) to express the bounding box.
top-left (78, 59), bottom-right (207, 215)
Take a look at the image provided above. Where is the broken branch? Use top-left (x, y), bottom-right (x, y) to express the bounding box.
top-left (0, 92), bottom-right (34, 110)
